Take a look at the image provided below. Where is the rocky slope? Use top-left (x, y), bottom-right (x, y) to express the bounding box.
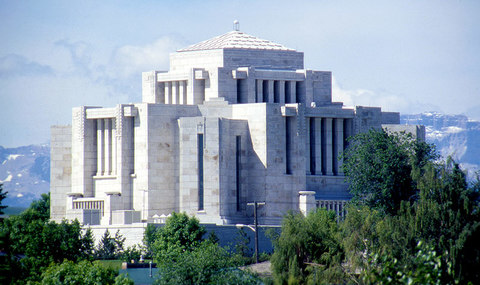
top-left (0, 144), bottom-right (50, 208)
top-left (401, 112), bottom-right (480, 179)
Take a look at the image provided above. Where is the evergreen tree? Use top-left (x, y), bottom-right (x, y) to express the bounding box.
top-left (95, 230), bottom-right (125, 260)
top-left (0, 183), bottom-right (8, 215)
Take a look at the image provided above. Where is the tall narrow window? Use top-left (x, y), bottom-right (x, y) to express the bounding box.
top-left (309, 118), bottom-right (315, 174)
top-left (197, 134), bottom-right (204, 211)
top-left (285, 117), bottom-right (293, 174)
top-left (236, 80), bottom-right (242, 103)
top-left (236, 136), bottom-right (241, 211)
top-left (321, 118), bottom-right (327, 175)
top-left (332, 119), bottom-right (338, 175)
top-left (285, 81), bottom-right (291, 103)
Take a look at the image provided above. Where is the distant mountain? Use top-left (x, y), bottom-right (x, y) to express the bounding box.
top-left (401, 112), bottom-right (480, 179)
top-left (0, 144), bottom-right (50, 208)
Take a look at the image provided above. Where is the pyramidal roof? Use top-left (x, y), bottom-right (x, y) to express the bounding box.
top-left (177, 31), bottom-right (295, 52)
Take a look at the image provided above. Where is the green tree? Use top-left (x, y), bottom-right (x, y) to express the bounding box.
top-left (40, 259), bottom-right (133, 285)
top-left (410, 159), bottom-right (480, 284)
top-left (29, 192), bottom-right (50, 221)
top-left (95, 230), bottom-right (125, 260)
top-left (270, 209), bottom-right (344, 284)
top-left (342, 159), bottom-right (480, 284)
top-left (0, 195), bottom-right (94, 283)
top-left (143, 223), bottom-right (158, 259)
top-left (151, 212), bottom-right (206, 263)
top-left (342, 129), bottom-right (436, 215)
top-left (156, 241), bottom-right (260, 285)
top-left (0, 183), bottom-right (7, 215)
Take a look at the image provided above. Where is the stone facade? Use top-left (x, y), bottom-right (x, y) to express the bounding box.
top-left (50, 30), bottom-right (422, 241)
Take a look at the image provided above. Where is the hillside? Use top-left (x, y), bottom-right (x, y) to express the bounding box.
top-left (0, 144), bottom-right (50, 208)
top-left (401, 112), bottom-right (480, 178)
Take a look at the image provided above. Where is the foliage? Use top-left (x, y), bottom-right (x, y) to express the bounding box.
top-left (143, 223), bottom-right (158, 259)
top-left (270, 208), bottom-right (345, 284)
top-left (155, 241), bottom-right (260, 285)
top-left (28, 192), bottom-right (50, 221)
top-left (151, 212), bottom-right (205, 263)
top-left (363, 241), bottom-right (445, 285)
top-left (410, 159), bottom-right (480, 284)
top-left (341, 158), bottom-right (480, 284)
top-left (95, 229), bottom-right (125, 260)
top-left (121, 244), bottom-right (143, 262)
top-left (0, 183), bottom-right (7, 215)
top-left (342, 129), bottom-right (436, 215)
top-left (0, 194), bottom-right (94, 283)
top-left (231, 228), bottom-right (253, 265)
top-left (39, 259), bottom-right (133, 285)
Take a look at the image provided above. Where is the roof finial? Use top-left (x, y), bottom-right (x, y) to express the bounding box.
top-left (233, 20), bottom-right (240, 31)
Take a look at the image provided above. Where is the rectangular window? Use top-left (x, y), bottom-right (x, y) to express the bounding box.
top-left (321, 118), bottom-right (327, 175)
top-left (285, 81), bottom-right (291, 103)
top-left (286, 117), bottom-right (293, 174)
top-left (197, 134), bottom-right (204, 211)
top-left (236, 136), bottom-right (241, 211)
top-left (309, 118), bottom-right (316, 174)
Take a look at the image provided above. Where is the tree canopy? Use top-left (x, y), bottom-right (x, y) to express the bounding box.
top-left (342, 129), bottom-right (437, 215)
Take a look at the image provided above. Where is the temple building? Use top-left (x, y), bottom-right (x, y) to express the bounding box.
top-left (50, 29), bottom-right (423, 240)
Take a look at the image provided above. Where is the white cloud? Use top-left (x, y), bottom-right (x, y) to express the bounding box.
top-left (331, 76), bottom-right (439, 115)
top-left (108, 36), bottom-right (184, 79)
top-left (0, 54), bottom-right (53, 78)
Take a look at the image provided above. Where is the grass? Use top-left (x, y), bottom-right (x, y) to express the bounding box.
top-left (97, 260), bottom-right (124, 270)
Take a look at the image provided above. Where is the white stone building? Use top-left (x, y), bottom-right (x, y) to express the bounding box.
top-left (50, 30), bottom-right (423, 238)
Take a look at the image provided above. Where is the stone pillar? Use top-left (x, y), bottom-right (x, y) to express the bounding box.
top-left (172, 81), bottom-right (179, 105)
top-left (279, 80), bottom-right (286, 104)
top-left (97, 119), bottom-right (104, 176)
top-left (268, 80), bottom-right (274, 103)
top-left (179, 81), bottom-right (186, 105)
top-left (335, 118), bottom-right (344, 175)
top-left (314, 117), bottom-right (322, 175)
top-left (104, 119), bottom-right (111, 175)
top-left (164, 82), bottom-right (172, 104)
top-left (299, 191), bottom-right (316, 217)
top-left (256, 80), bottom-right (263, 103)
top-left (325, 118), bottom-right (334, 175)
top-left (111, 119), bottom-right (117, 176)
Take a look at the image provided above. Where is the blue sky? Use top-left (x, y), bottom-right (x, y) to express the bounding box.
top-left (1, 0), bottom-right (479, 147)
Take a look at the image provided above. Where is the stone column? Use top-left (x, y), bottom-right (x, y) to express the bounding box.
top-left (325, 118), bottom-right (334, 175)
top-left (104, 119), bottom-right (111, 175)
top-left (314, 118), bottom-right (322, 175)
top-left (111, 119), bottom-right (117, 176)
top-left (299, 191), bottom-right (316, 217)
top-left (164, 82), bottom-right (172, 104)
top-left (335, 118), bottom-right (344, 175)
top-left (97, 119), bottom-right (104, 176)
top-left (179, 81), bottom-right (186, 105)
top-left (256, 80), bottom-right (263, 103)
top-left (267, 80), bottom-right (274, 103)
top-left (279, 80), bottom-right (286, 104)
top-left (172, 81), bottom-right (179, 105)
